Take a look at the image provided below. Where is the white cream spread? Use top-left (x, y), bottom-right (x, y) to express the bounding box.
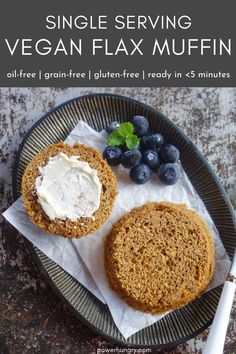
top-left (35, 152), bottom-right (102, 221)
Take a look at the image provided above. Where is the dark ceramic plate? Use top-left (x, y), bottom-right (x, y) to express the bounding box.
top-left (13, 94), bottom-right (236, 349)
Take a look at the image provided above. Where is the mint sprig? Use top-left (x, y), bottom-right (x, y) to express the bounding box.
top-left (125, 135), bottom-right (139, 150)
top-left (108, 131), bottom-right (126, 146)
top-left (118, 122), bottom-right (134, 136)
top-left (108, 122), bottom-right (139, 150)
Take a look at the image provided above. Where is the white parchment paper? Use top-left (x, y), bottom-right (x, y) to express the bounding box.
top-left (3, 121), bottom-right (231, 339)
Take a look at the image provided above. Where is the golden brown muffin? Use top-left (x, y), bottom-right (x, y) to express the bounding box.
top-left (22, 142), bottom-right (117, 238)
top-left (104, 202), bottom-right (214, 314)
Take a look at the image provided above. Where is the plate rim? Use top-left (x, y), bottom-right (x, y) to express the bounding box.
top-left (12, 92), bottom-right (236, 348)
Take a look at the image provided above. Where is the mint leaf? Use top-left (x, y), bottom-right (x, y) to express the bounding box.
top-left (126, 135), bottom-right (140, 150)
top-left (108, 131), bottom-right (126, 146)
top-left (107, 122), bottom-right (139, 150)
top-left (118, 122), bottom-right (134, 137)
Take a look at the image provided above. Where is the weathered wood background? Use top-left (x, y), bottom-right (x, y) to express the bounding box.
top-left (0, 87), bottom-right (235, 354)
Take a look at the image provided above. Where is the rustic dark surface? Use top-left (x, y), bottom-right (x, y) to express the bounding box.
top-left (0, 87), bottom-right (235, 354)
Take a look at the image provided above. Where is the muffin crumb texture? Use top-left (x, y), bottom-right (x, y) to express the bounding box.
top-left (104, 202), bottom-right (215, 314)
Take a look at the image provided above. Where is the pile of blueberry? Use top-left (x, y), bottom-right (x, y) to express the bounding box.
top-left (103, 116), bottom-right (181, 185)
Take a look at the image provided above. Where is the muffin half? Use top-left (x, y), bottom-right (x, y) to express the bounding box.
top-left (22, 142), bottom-right (117, 238)
top-left (104, 202), bottom-right (215, 314)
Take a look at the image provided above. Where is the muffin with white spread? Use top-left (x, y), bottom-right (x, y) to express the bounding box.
top-left (22, 142), bottom-right (117, 238)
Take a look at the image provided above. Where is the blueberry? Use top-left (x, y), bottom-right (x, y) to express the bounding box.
top-left (142, 134), bottom-right (164, 150)
top-left (159, 144), bottom-right (180, 163)
top-left (158, 163), bottom-right (181, 185)
top-left (131, 116), bottom-right (149, 136)
top-left (120, 144), bottom-right (129, 153)
top-left (129, 163), bottom-right (151, 184)
top-left (106, 121), bottom-right (120, 134)
top-left (121, 150), bottom-right (142, 169)
top-left (103, 146), bottom-right (123, 166)
top-left (142, 149), bottom-right (160, 170)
